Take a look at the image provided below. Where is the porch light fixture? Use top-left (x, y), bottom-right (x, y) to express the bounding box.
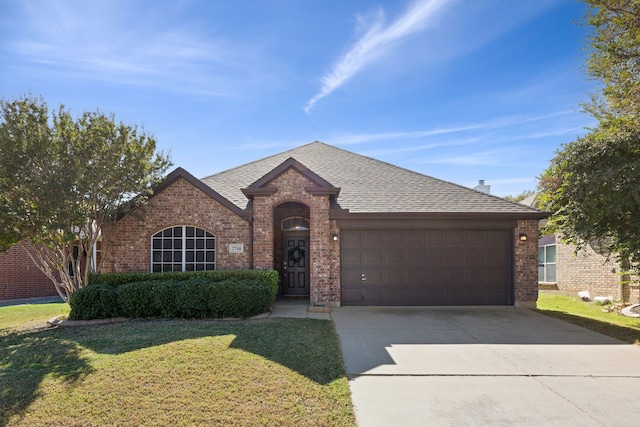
top-left (519, 233), bottom-right (527, 242)
top-left (332, 233), bottom-right (338, 242)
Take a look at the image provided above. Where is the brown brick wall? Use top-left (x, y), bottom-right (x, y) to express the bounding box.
top-left (514, 220), bottom-right (539, 308)
top-left (0, 242), bottom-right (57, 300)
top-left (555, 240), bottom-right (631, 301)
top-left (251, 169), bottom-right (340, 305)
top-left (104, 177), bottom-right (251, 272)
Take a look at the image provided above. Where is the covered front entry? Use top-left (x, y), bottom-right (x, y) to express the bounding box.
top-left (274, 203), bottom-right (312, 297)
top-left (281, 233), bottom-right (310, 296)
top-left (341, 229), bottom-right (512, 306)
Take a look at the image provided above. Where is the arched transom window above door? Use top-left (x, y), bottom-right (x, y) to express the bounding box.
top-left (281, 216), bottom-right (310, 231)
top-left (151, 226), bottom-right (215, 272)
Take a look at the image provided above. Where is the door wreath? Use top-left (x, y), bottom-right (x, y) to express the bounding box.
top-left (287, 246), bottom-right (305, 264)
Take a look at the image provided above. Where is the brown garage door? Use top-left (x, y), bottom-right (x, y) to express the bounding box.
top-left (341, 229), bottom-right (512, 306)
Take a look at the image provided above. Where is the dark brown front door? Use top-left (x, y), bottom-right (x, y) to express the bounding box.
top-left (282, 234), bottom-right (310, 296)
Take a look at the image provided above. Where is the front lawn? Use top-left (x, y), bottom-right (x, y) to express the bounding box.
top-left (537, 292), bottom-right (640, 345)
top-left (0, 304), bottom-right (355, 426)
top-left (0, 302), bottom-right (69, 332)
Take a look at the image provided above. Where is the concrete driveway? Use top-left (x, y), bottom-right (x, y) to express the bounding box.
top-left (331, 307), bottom-right (640, 427)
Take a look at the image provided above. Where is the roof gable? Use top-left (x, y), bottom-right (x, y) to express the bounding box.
top-left (241, 157), bottom-right (340, 198)
top-left (154, 167), bottom-right (249, 219)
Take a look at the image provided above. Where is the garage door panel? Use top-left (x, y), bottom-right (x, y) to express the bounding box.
top-left (386, 289), bottom-right (406, 305)
top-left (426, 251), bottom-right (445, 266)
top-left (386, 231), bottom-right (404, 246)
top-left (341, 229), bottom-right (512, 306)
top-left (342, 288), bottom-right (362, 304)
top-left (363, 288), bottom-right (385, 305)
top-left (405, 268), bottom-right (424, 285)
top-left (466, 231), bottom-right (486, 246)
top-left (445, 250), bottom-right (462, 267)
top-left (365, 269), bottom-right (383, 285)
top-left (447, 231), bottom-right (466, 246)
top-left (406, 233), bottom-right (425, 247)
top-left (486, 231), bottom-right (508, 246)
top-left (426, 231), bottom-right (445, 246)
top-left (364, 249), bottom-right (383, 265)
top-left (386, 251), bottom-right (403, 264)
top-left (342, 249), bottom-right (363, 266)
top-left (385, 268), bottom-right (403, 284)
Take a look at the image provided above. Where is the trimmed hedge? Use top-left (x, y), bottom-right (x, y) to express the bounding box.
top-left (70, 270), bottom-right (279, 320)
top-left (90, 270), bottom-right (279, 300)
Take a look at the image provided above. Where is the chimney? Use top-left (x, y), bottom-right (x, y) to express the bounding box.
top-left (474, 179), bottom-right (491, 194)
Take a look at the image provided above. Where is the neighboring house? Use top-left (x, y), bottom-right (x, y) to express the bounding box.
top-left (520, 196), bottom-right (640, 303)
top-left (0, 242), bottom-right (57, 300)
top-left (2, 142), bottom-right (545, 307)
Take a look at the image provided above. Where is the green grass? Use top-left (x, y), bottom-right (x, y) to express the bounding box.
top-left (0, 302), bottom-right (70, 332)
top-left (537, 292), bottom-right (640, 345)
top-left (0, 304), bottom-right (355, 426)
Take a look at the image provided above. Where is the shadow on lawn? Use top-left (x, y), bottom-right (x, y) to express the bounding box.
top-left (0, 318), bottom-right (345, 423)
top-left (0, 328), bottom-right (94, 427)
top-left (78, 318), bottom-right (345, 385)
top-left (536, 309), bottom-right (640, 344)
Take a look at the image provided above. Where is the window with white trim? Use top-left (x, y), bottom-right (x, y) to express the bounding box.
top-left (151, 226), bottom-right (215, 272)
top-left (538, 244), bottom-right (556, 282)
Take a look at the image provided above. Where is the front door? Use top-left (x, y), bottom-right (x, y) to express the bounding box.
top-left (282, 234), bottom-right (310, 296)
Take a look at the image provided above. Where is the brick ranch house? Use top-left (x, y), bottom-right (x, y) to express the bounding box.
top-left (2, 142), bottom-right (546, 307)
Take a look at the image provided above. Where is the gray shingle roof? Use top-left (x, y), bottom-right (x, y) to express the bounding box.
top-left (200, 141), bottom-right (544, 215)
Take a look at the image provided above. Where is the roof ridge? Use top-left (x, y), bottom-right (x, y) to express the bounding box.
top-left (199, 141), bottom-right (322, 180)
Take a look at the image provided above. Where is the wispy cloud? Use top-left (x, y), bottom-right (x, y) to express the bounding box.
top-left (7, 1), bottom-right (273, 97)
top-left (330, 124), bottom-right (488, 145)
top-left (304, 0), bottom-right (453, 113)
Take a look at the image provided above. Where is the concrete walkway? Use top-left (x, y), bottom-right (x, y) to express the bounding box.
top-left (332, 306), bottom-right (640, 427)
top-left (269, 299), bottom-right (331, 320)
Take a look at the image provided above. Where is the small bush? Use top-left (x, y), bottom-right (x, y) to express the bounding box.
top-left (69, 284), bottom-right (119, 320)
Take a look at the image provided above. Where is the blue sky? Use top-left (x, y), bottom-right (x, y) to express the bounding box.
top-left (0, 0), bottom-right (596, 197)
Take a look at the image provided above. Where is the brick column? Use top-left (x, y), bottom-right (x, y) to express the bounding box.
top-left (514, 219), bottom-right (539, 308)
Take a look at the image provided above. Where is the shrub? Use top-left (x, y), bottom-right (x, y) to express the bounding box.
top-left (91, 269), bottom-right (280, 300)
top-left (207, 280), bottom-right (273, 318)
top-left (69, 284), bottom-right (119, 320)
top-left (72, 274), bottom-right (276, 320)
top-left (116, 281), bottom-right (158, 318)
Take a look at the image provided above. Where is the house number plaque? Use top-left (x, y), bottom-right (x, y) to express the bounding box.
top-left (228, 243), bottom-right (244, 254)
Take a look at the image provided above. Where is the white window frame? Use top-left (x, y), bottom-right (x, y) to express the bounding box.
top-left (538, 244), bottom-right (556, 283)
top-left (151, 226), bottom-right (215, 272)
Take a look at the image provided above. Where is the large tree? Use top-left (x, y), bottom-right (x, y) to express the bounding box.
top-left (0, 96), bottom-right (171, 302)
top-left (538, 0), bottom-right (640, 270)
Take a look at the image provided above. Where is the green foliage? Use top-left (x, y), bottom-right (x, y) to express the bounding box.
top-left (539, 128), bottom-right (640, 264)
top-left (71, 273), bottom-right (276, 320)
top-left (69, 284), bottom-right (119, 320)
top-left (538, 1), bottom-right (640, 271)
top-left (583, 0), bottom-right (640, 126)
top-left (91, 269), bottom-right (280, 300)
top-left (0, 95), bottom-right (171, 302)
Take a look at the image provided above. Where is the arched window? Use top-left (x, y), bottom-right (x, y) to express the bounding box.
top-left (151, 226), bottom-right (215, 272)
top-left (281, 217), bottom-right (310, 231)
